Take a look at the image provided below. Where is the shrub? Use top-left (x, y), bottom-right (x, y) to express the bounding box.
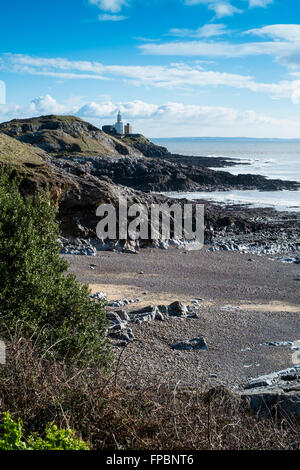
top-left (0, 168), bottom-right (110, 365)
top-left (0, 412), bottom-right (89, 450)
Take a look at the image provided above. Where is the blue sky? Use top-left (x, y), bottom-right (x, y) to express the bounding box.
top-left (1, 0), bottom-right (300, 137)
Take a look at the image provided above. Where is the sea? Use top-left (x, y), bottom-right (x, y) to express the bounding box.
top-left (151, 138), bottom-right (300, 212)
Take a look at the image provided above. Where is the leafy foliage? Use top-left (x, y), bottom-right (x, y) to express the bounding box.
top-left (0, 412), bottom-right (89, 450)
top-left (0, 168), bottom-right (110, 365)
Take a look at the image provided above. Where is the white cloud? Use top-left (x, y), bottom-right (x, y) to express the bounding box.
top-left (247, 0), bottom-right (273, 7)
top-left (86, 0), bottom-right (273, 20)
top-left (169, 23), bottom-right (228, 38)
top-left (184, 0), bottom-right (242, 18)
top-left (88, 0), bottom-right (128, 13)
top-left (1, 95), bottom-right (300, 138)
top-left (0, 94), bottom-right (72, 121)
top-left (139, 24), bottom-right (300, 76)
top-left (245, 24), bottom-right (300, 70)
top-left (3, 53), bottom-right (300, 104)
top-left (0, 53), bottom-right (265, 91)
top-left (30, 94), bottom-right (69, 114)
top-left (98, 13), bottom-right (127, 20)
top-left (139, 38), bottom-right (295, 57)
top-left (246, 24), bottom-right (300, 42)
top-left (0, 54), bottom-right (108, 80)
top-left (213, 2), bottom-right (241, 17)
top-left (77, 99), bottom-right (158, 118)
top-left (184, 0), bottom-right (273, 14)
top-left (140, 23), bottom-right (300, 75)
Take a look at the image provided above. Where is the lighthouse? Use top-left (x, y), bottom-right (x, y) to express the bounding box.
top-left (102, 111), bottom-right (133, 135)
top-left (114, 110), bottom-right (124, 135)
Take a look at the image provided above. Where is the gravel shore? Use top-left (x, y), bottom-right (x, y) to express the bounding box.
top-left (65, 247), bottom-right (300, 389)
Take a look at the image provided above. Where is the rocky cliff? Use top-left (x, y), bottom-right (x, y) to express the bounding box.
top-left (1, 115), bottom-right (298, 193)
top-left (0, 114), bottom-right (298, 244)
top-left (0, 131), bottom-right (168, 237)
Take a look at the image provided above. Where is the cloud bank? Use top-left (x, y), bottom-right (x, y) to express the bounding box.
top-left (140, 23), bottom-right (300, 76)
top-left (1, 94), bottom-right (300, 138)
top-left (2, 52), bottom-right (300, 104)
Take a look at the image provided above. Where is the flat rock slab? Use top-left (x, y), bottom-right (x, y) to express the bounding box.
top-left (171, 337), bottom-right (208, 351)
top-left (239, 366), bottom-right (300, 418)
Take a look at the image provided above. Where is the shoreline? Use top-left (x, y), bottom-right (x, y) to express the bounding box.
top-left (160, 188), bottom-right (300, 214)
top-left (60, 200), bottom-right (300, 257)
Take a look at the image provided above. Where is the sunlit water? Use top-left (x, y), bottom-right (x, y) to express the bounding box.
top-left (153, 138), bottom-right (300, 212)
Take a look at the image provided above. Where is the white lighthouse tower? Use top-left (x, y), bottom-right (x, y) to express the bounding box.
top-left (114, 110), bottom-right (124, 135)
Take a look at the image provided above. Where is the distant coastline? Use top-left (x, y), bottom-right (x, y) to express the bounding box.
top-left (152, 137), bottom-right (300, 142)
top-left (153, 136), bottom-right (300, 212)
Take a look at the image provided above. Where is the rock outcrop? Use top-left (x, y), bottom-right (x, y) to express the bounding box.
top-left (48, 152), bottom-right (300, 193)
top-left (101, 298), bottom-right (201, 345)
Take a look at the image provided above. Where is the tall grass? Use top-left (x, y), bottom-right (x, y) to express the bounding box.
top-left (0, 332), bottom-right (299, 450)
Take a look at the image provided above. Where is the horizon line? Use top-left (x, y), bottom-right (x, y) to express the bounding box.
top-left (150, 136), bottom-right (300, 141)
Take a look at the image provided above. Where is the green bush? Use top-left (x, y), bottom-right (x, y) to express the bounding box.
top-left (0, 168), bottom-right (110, 365)
top-left (0, 412), bottom-right (89, 450)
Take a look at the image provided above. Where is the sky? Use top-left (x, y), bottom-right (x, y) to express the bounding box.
top-left (1, 0), bottom-right (300, 137)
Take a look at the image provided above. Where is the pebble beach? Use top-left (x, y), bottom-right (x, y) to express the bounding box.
top-left (65, 245), bottom-right (300, 389)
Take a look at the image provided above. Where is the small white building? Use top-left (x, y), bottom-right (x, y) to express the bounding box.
top-left (114, 110), bottom-right (124, 135)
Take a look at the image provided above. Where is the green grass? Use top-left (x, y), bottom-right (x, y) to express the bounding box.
top-left (122, 134), bottom-right (150, 145)
top-left (0, 133), bottom-right (45, 167)
top-left (3, 115), bottom-right (85, 126)
top-left (0, 133), bottom-right (55, 190)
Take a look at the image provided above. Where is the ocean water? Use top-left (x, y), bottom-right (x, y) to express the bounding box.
top-left (152, 138), bottom-right (300, 212)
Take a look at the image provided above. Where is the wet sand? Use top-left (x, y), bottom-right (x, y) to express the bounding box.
top-left (64, 247), bottom-right (300, 388)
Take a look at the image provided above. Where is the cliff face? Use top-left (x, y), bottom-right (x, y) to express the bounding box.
top-left (0, 132), bottom-right (169, 238)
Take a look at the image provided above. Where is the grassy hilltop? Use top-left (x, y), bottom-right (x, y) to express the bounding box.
top-left (0, 115), bottom-right (142, 158)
